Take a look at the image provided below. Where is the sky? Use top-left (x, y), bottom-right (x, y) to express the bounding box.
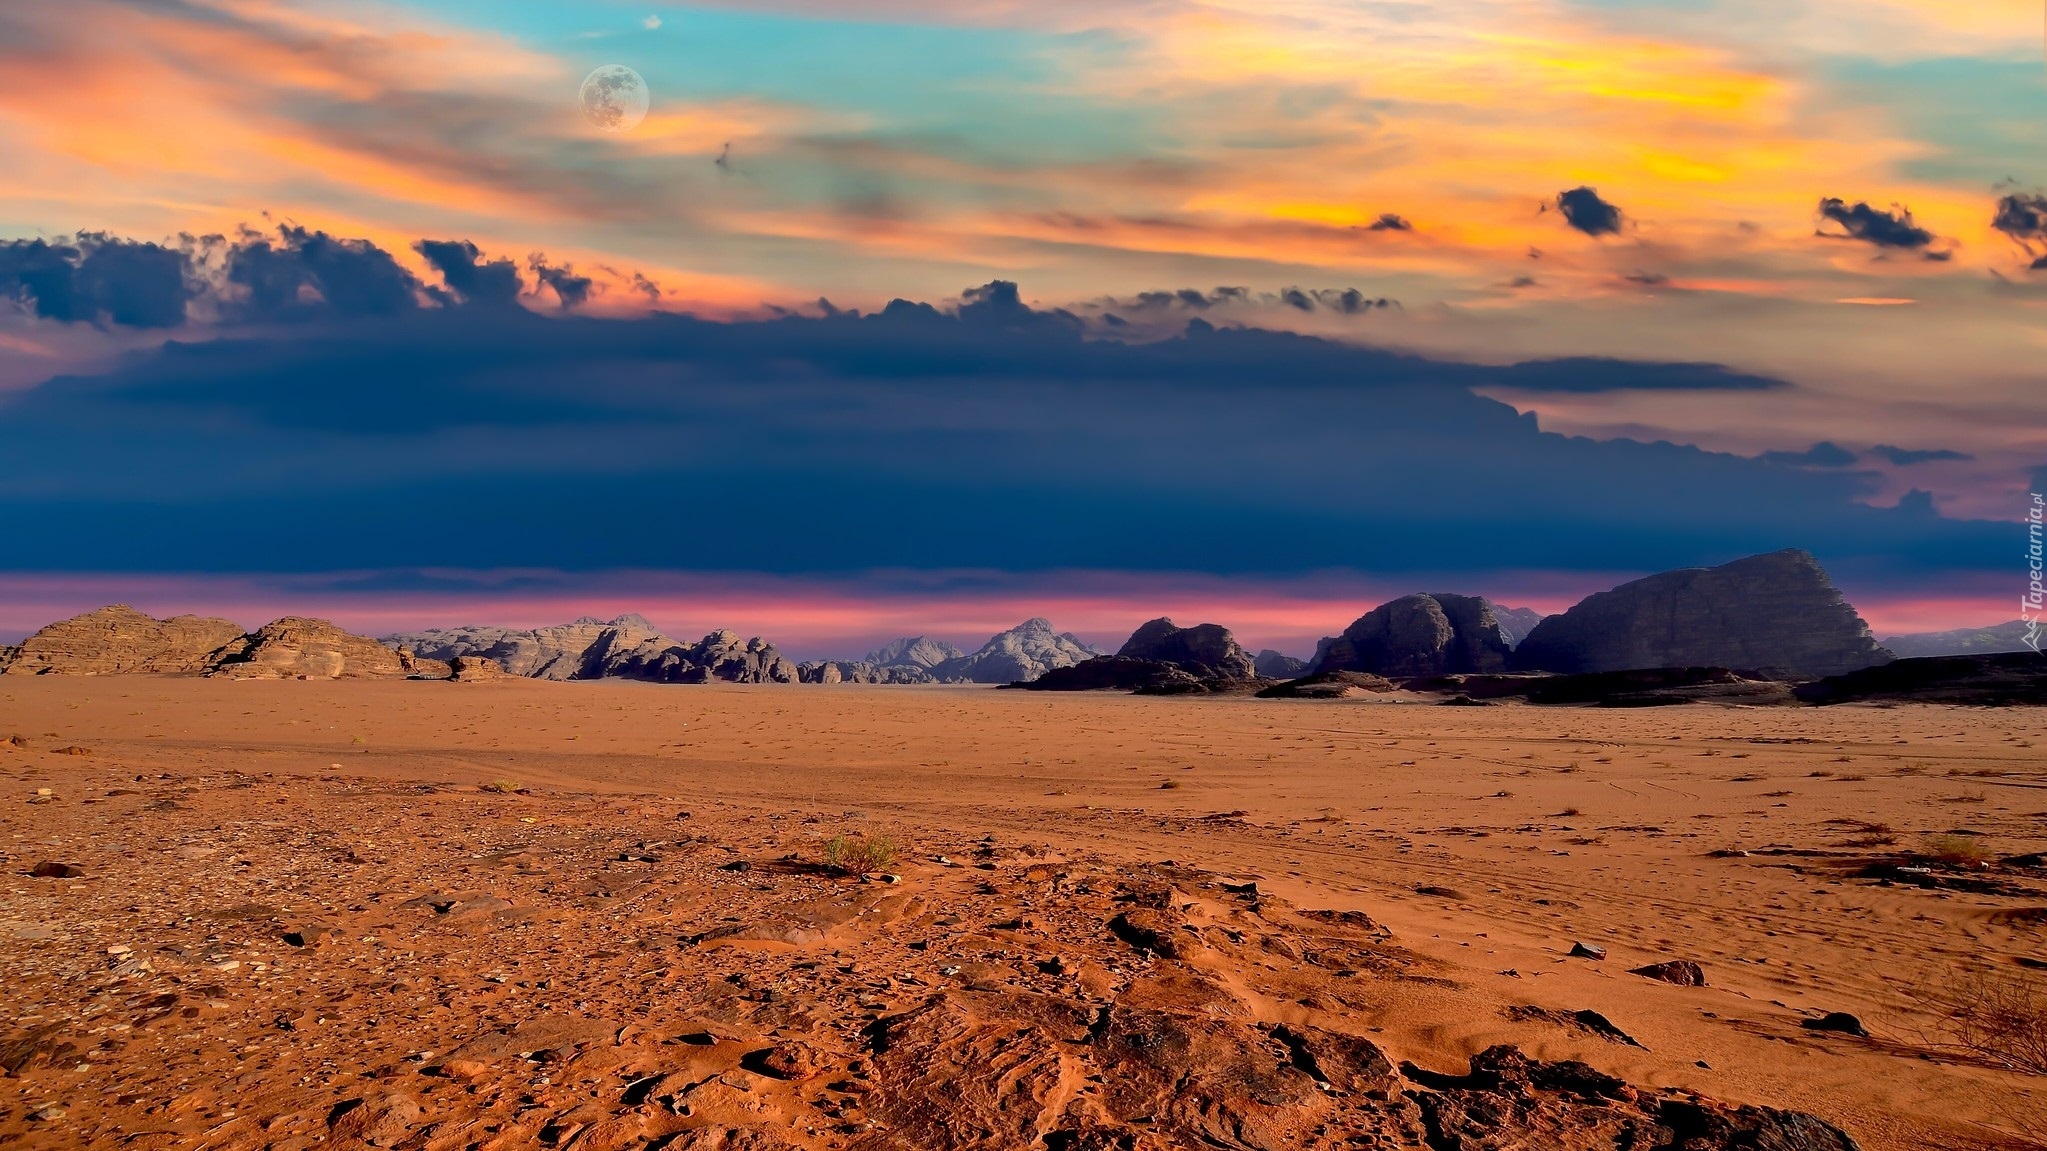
top-left (0, 0), bottom-right (2043, 657)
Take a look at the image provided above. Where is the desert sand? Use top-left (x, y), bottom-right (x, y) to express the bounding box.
top-left (2, 679), bottom-right (2043, 1149)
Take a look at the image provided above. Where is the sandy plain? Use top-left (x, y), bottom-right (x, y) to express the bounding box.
top-left (2, 678), bottom-right (2044, 1150)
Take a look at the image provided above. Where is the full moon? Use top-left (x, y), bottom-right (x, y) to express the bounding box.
top-left (579, 65), bottom-right (649, 133)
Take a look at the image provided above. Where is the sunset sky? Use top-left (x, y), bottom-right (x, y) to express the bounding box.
top-left (0, 0), bottom-right (2042, 656)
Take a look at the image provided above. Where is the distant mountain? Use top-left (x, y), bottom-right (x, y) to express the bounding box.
top-left (1254, 649), bottom-right (1308, 678)
top-left (1879, 621), bottom-right (2036, 659)
top-left (1515, 549), bottom-right (1892, 678)
top-left (930, 618), bottom-right (1099, 683)
top-left (865, 636), bottom-right (965, 670)
top-left (1311, 593), bottom-right (1513, 678)
top-left (1487, 604), bottom-right (1546, 648)
top-left (799, 660), bottom-right (936, 684)
top-left (1117, 618), bottom-right (1258, 679)
top-left (388, 615), bottom-right (797, 683)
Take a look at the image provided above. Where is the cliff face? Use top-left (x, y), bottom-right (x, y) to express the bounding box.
top-left (601, 629), bottom-right (800, 684)
top-left (1310, 594), bottom-right (1513, 678)
top-left (1, 606), bottom-right (246, 676)
top-left (1514, 549), bottom-right (1893, 678)
top-left (208, 617), bottom-right (418, 680)
top-left (799, 661), bottom-right (936, 685)
top-left (385, 615), bottom-right (668, 680)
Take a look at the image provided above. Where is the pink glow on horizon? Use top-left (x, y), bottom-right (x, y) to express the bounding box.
top-left (0, 568), bottom-right (2022, 659)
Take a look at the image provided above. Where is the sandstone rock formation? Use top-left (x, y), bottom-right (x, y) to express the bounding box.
top-left (603, 629), bottom-right (799, 684)
top-left (1310, 593), bottom-right (1513, 678)
top-left (1880, 621), bottom-right (2036, 659)
top-left (386, 614), bottom-right (668, 680)
top-left (0, 605), bottom-right (245, 676)
top-left (208, 617), bottom-right (416, 680)
top-left (1515, 549), bottom-right (1893, 678)
top-left (1255, 649), bottom-right (1308, 678)
top-left (798, 660), bottom-right (935, 685)
top-left (1115, 617), bottom-right (1258, 679)
top-left (1489, 603), bottom-right (1547, 647)
top-left (448, 655), bottom-right (506, 681)
top-left (929, 618), bottom-right (1100, 683)
top-left (1026, 618), bottom-right (1264, 693)
top-left (1257, 670), bottom-right (1399, 699)
top-left (864, 636), bottom-right (964, 672)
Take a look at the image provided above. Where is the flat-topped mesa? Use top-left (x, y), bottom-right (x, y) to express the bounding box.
top-left (930, 618), bottom-right (1100, 683)
top-left (1514, 549), bottom-right (1893, 678)
top-left (1310, 593), bottom-right (1513, 678)
top-left (208, 616), bottom-right (423, 680)
top-left (1, 605), bottom-right (246, 676)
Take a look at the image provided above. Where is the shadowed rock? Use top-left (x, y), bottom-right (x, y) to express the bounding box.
top-left (1255, 649), bottom-right (1308, 678)
top-left (1116, 618), bottom-right (1258, 679)
top-left (1515, 550), bottom-right (1891, 677)
top-left (1311, 593), bottom-right (1513, 678)
top-left (1793, 653), bottom-right (2047, 706)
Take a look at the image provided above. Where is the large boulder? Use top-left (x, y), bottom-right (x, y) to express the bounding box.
top-left (1515, 549), bottom-right (1892, 678)
top-left (1310, 594), bottom-right (1512, 678)
top-left (1, 605), bottom-right (246, 676)
top-left (208, 617), bottom-right (413, 679)
top-left (930, 619), bottom-right (1100, 684)
top-left (1115, 618), bottom-right (1258, 679)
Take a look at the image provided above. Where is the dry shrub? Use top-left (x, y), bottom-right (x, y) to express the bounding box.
top-left (1920, 833), bottom-right (1994, 868)
top-left (823, 833), bottom-right (898, 876)
top-left (1908, 967), bottom-right (2047, 1075)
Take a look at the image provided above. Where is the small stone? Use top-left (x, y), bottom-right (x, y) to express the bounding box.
top-left (1568, 941), bottom-right (1607, 960)
top-left (1801, 1012), bottom-right (1867, 1037)
top-left (1631, 960), bottom-right (1707, 987)
top-left (29, 862), bottom-right (84, 879)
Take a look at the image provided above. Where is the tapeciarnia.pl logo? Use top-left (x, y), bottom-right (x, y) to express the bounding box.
top-left (2025, 492), bottom-right (2044, 653)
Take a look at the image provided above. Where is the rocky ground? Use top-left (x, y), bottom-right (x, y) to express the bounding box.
top-left (3, 680), bottom-right (2044, 1150)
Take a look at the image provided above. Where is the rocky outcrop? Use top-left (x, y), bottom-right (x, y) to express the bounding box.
top-left (385, 614), bottom-right (668, 680)
top-left (602, 629), bottom-right (799, 684)
top-left (1515, 550), bottom-right (1893, 678)
top-left (1115, 618), bottom-right (1258, 679)
top-left (1794, 653), bottom-right (2047, 706)
top-left (1257, 671), bottom-right (1399, 699)
top-left (448, 655), bottom-right (506, 681)
top-left (1255, 649), bottom-right (1308, 679)
top-left (1026, 618), bottom-right (1263, 693)
top-left (1310, 594), bottom-right (1513, 678)
top-left (1880, 621), bottom-right (2037, 659)
top-left (865, 636), bottom-right (964, 672)
top-left (799, 660), bottom-right (935, 685)
top-left (929, 619), bottom-right (1100, 684)
top-left (1, 605), bottom-right (245, 676)
top-left (1489, 604), bottom-right (1546, 648)
top-left (208, 617), bottom-right (416, 680)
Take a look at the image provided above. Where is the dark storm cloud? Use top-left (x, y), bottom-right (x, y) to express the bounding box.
top-left (1485, 357), bottom-right (1785, 394)
top-left (1093, 286), bottom-right (1389, 317)
top-left (415, 240), bottom-right (523, 308)
top-left (1759, 441), bottom-right (1859, 468)
top-left (1364, 213), bottom-right (1413, 232)
top-left (0, 262), bottom-right (2007, 593)
top-left (1553, 187), bottom-right (1624, 237)
top-left (528, 258), bottom-right (594, 309)
top-left (1869, 444), bottom-right (1973, 466)
top-left (223, 225), bottom-right (422, 320)
top-left (1815, 198), bottom-right (1945, 258)
top-left (0, 234), bottom-right (192, 328)
top-left (1991, 193), bottom-right (2047, 269)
